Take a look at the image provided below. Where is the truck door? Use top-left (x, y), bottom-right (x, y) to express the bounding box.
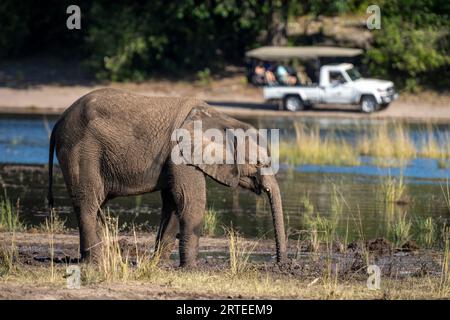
top-left (325, 71), bottom-right (354, 104)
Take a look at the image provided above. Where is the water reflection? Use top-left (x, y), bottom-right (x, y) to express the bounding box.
top-left (1, 115), bottom-right (450, 241)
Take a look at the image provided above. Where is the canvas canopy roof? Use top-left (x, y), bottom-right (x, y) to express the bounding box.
top-left (245, 46), bottom-right (363, 61)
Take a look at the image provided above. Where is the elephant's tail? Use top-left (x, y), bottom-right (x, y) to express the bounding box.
top-left (47, 125), bottom-right (57, 209)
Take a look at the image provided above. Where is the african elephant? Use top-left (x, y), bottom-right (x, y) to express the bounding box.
top-left (47, 88), bottom-right (287, 267)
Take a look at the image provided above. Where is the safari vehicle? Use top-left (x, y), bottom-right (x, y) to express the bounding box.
top-left (246, 46), bottom-right (398, 113)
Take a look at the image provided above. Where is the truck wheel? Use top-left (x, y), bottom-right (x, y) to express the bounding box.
top-left (360, 95), bottom-right (378, 113)
top-left (284, 95), bottom-right (304, 111)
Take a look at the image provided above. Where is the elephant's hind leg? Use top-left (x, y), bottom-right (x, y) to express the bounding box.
top-left (64, 153), bottom-right (107, 262)
top-left (154, 189), bottom-right (179, 262)
top-left (75, 186), bottom-right (107, 262)
top-left (170, 165), bottom-right (206, 268)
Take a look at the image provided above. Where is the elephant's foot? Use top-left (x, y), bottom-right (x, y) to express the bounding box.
top-left (178, 260), bottom-right (197, 269)
top-left (178, 234), bottom-right (200, 269)
top-left (80, 243), bottom-right (102, 264)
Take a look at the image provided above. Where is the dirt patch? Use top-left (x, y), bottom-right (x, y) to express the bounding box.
top-left (0, 281), bottom-right (226, 300)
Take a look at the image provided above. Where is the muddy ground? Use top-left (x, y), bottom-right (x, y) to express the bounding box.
top-left (0, 229), bottom-right (445, 299)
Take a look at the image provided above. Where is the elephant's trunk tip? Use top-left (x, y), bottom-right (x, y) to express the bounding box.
top-left (262, 174), bottom-right (287, 265)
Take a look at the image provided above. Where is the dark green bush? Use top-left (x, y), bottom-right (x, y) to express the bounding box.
top-left (366, 22), bottom-right (450, 91)
top-left (364, 0), bottom-right (450, 91)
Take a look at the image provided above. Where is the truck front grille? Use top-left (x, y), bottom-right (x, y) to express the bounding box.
top-left (387, 86), bottom-right (395, 95)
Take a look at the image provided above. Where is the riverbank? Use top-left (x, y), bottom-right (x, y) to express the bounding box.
top-left (1, 164), bottom-right (449, 299)
top-left (0, 76), bottom-right (449, 122)
top-left (0, 230), bottom-right (448, 299)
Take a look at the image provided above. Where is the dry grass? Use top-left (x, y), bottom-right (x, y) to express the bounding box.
top-left (280, 122), bottom-right (360, 166)
top-left (0, 221), bottom-right (449, 299)
top-left (439, 226), bottom-right (450, 297)
top-left (226, 227), bottom-right (256, 276)
top-left (280, 121), bottom-right (450, 167)
top-left (1, 263), bottom-right (448, 299)
top-left (358, 123), bottom-right (416, 162)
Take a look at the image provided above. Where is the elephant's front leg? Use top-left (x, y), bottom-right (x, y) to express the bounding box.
top-left (170, 165), bottom-right (206, 268)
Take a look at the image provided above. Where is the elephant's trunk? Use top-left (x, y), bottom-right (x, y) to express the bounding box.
top-left (261, 175), bottom-right (287, 263)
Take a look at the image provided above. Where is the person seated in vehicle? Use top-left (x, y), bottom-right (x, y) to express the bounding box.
top-left (264, 63), bottom-right (278, 86)
top-left (275, 65), bottom-right (298, 86)
top-left (296, 65), bottom-right (312, 85)
top-left (252, 62), bottom-right (266, 86)
top-left (329, 71), bottom-right (346, 86)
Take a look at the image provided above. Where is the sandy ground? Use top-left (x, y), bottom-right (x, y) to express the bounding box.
top-left (0, 282), bottom-right (213, 300)
top-left (0, 75), bottom-right (449, 121)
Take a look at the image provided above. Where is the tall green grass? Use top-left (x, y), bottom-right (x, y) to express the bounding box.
top-left (389, 211), bottom-right (412, 246)
top-left (300, 186), bottom-right (345, 253)
top-left (203, 208), bottom-right (219, 237)
top-left (381, 174), bottom-right (406, 204)
top-left (0, 196), bottom-right (22, 275)
top-left (0, 196), bottom-right (24, 232)
top-left (414, 217), bottom-right (436, 248)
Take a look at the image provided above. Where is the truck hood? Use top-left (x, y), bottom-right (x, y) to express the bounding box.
top-left (353, 78), bottom-right (394, 91)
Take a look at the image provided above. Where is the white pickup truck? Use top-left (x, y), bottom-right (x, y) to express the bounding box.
top-left (263, 63), bottom-right (398, 113)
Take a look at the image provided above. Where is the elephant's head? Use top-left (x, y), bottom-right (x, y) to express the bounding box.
top-left (173, 106), bottom-right (287, 263)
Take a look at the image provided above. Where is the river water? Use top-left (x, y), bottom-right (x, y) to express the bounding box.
top-left (1, 114), bottom-right (449, 241)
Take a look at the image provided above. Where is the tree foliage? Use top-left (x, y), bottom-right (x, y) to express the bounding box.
top-left (364, 0), bottom-right (450, 90)
top-left (0, 0), bottom-right (448, 89)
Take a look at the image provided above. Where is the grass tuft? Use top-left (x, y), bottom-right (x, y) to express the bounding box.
top-left (381, 174), bottom-right (406, 204)
top-left (414, 217), bottom-right (436, 248)
top-left (0, 196), bottom-right (24, 232)
top-left (438, 225), bottom-right (450, 297)
top-left (203, 208), bottom-right (219, 237)
top-left (99, 212), bottom-right (130, 282)
top-left (389, 211), bottom-right (412, 246)
top-left (226, 227), bottom-right (256, 276)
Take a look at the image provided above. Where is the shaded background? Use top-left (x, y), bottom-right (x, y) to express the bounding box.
top-left (0, 0), bottom-right (449, 90)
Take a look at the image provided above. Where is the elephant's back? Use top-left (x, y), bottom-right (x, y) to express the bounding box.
top-left (56, 88), bottom-right (203, 142)
top-left (53, 88), bottom-right (205, 188)
top-left (63, 88), bottom-right (202, 127)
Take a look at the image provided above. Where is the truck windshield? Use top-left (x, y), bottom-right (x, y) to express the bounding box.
top-left (346, 67), bottom-right (362, 81)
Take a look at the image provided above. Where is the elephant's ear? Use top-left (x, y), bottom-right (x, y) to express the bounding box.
top-left (175, 107), bottom-right (240, 187)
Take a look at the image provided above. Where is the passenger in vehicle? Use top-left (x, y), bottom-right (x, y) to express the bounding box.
top-left (276, 65), bottom-right (298, 86)
top-left (252, 62), bottom-right (266, 85)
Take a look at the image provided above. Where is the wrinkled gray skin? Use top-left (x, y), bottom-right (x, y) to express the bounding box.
top-left (48, 88), bottom-right (287, 267)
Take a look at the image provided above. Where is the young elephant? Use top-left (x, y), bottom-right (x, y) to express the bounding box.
top-left (48, 88), bottom-right (287, 267)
